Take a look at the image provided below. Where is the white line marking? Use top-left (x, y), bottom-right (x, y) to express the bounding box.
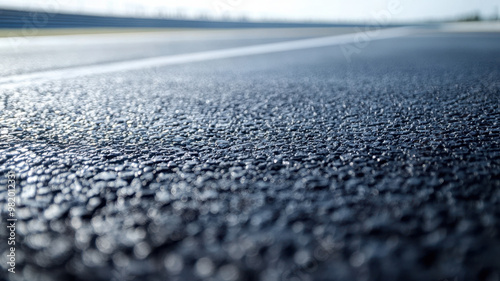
top-left (0, 27), bottom-right (416, 90)
top-left (0, 28), bottom-right (357, 51)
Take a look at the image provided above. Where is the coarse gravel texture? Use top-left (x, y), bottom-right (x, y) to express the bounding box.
top-left (0, 32), bottom-right (500, 281)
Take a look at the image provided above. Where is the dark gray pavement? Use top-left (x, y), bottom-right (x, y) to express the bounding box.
top-left (0, 27), bottom-right (499, 281)
top-left (0, 27), bottom-right (358, 76)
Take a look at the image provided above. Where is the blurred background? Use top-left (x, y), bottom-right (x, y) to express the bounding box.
top-left (0, 0), bottom-right (498, 26)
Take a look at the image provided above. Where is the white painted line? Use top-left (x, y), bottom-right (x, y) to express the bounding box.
top-left (0, 27), bottom-right (416, 90)
top-left (0, 28), bottom-right (357, 51)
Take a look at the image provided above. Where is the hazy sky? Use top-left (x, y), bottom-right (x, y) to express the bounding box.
top-left (0, 0), bottom-right (498, 22)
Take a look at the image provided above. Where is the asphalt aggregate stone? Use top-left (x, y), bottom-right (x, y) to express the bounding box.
top-left (0, 33), bottom-right (499, 281)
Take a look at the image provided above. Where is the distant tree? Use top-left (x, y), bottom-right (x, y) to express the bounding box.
top-left (458, 12), bottom-right (482, 22)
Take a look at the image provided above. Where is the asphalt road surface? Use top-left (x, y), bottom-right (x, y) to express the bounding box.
top-left (0, 24), bottom-right (499, 281)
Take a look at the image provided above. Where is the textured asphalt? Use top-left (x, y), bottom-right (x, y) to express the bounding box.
top-left (0, 28), bottom-right (499, 281)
